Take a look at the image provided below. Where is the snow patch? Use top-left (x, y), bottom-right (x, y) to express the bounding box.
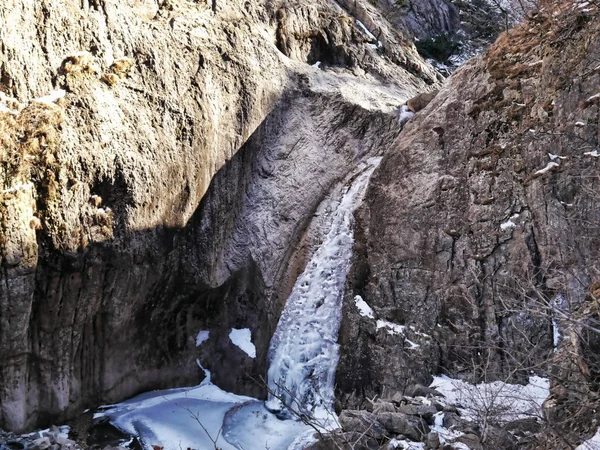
top-left (534, 161), bottom-right (559, 175)
top-left (354, 295), bottom-right (374, 318)
top-left (32, 89), bottom-right (66, 107)
top-left (431, 375), bottom-right (549, 423)
top-left (431, 411), bottom-right (464, 444)
top-left (196, 359), bottom-right (211, 384)
top-left (587, 93), bottom-right (600, 101)
top-left (355, 19), bottom-right (376, 41)
top-left (376, 320), bottom-right (406, 335)
top-left (548, 153), bottom-right (567, 160)
top-left (575, 121), bottom-right (586, 127)
top-left (576, 427), bottom-right (600, 450)
top-left (229, 328), bottom-right (256, 358)
top-left (398, 105), bottom-right (415, 127)
top-left (2, 183), bottom-right (33, 194)
top-left (376, 320), bottom-right (419, 348)
top-left (500, 213), bottom-right (520, 230)
top-left (389, 438), bottom-right (425, 449)
top-left (195, 330), bottom-right (210, 347)
top-left (584, 150), bottom-right (600, 157)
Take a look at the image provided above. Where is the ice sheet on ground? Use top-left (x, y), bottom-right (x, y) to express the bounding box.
top-left (97, 382), bottom-right (316, 450)
top-left (222, 400), bottom-right (314, 450)
top-left (96, 383), bottom-right (253, 450)
top-left (430, 375), bottom-right (549, 423)
top-left (229, 328), bottom-right (256, 357)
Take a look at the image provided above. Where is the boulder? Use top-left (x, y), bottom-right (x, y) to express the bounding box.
top-left (396, 404), bottom-right (438, 423)
top-left (339, 410), bottom-right (388, 440)
top-left (453, 433), bottom-right (483, 450)
top-left (30, 437), bottom-right (51, 450)
top-left (376, 412), bottom-right (429, 440)
top-left (424, 431), bottom-right (441, 449)
top-left (406, 90), bottom-right (439, 113)
top-left (373, 401), bottom-right (397, 413)
top-left (304, 431), bottom-right (379, 450)
top-left (405, 384), bottom-right (443, 398)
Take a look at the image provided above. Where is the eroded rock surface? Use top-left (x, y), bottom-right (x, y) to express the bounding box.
top-left (0, 0), bottom-right (437, 432)
top-left (339, 2), bottom-right (600, 447)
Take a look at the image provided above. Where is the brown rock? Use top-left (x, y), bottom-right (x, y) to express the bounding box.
top-left (406, 90), bottom-right (439, 112)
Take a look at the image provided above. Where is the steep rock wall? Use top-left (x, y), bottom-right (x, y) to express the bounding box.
top-left (0, 0), bottom-right (436, 432)
top-left (338, 3), bottom-right (600, 444)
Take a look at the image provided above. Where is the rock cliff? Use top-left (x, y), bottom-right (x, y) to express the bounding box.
top-left (338, 1), bottom-right (600, 446)
top-left (3, 0), bottom-right (599, 446)
top-left (0, 0), bottom-right (437, 433)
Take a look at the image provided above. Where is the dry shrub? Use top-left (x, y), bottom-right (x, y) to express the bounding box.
top-left (101, 57), bottom-right (135, 87)
top-left (109, 57), bottom-right (135, 78)
top-left (101, 72), bottom-right (119, 86)
top-left (62, 51), bottom-right (98, 78)
top-left (0, 94), bottom-right (64, 187)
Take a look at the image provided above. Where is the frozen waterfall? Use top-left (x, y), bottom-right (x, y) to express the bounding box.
top-left (95, 157), bottom-right (382, 450)
top-left (265, 157), bottom-right (382, 423)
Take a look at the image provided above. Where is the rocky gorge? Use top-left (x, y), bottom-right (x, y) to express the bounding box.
top-left (1, 0), bottom-right (599, 449)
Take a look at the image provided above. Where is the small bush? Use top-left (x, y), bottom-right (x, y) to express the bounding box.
top-left (415, 33), bottom-right (461, 63)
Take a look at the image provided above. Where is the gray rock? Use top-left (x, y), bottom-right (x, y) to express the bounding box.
top-left (425, 431), bottom-right (441, 449)
top-left (372, 401), bottom-right (396, 413)
top-left (442, 405), bottom-right (458, 414)
top-left (431, 401), bottom-right (444, 412)
top-left (0, 0), bottom-right (437, 431)
top-left (503, 418), bottom-right (541, 436)
top-left (391, 392), bottom-right (405, 404)
top-left (405, 384), bottom-right (443, 398)
top-left (31, 437), bottom-right (51, 450)
top-left (453, 433), bottom-right (483, 450)
top-left (304, 431), bottom-right (379, 450)
top-left (339, 410), bottom-right (387, 440)
top-left (442, 412), bottom-right (478, 435)
top-left (337, 6), bottom-right (600, 434)
top-left (376, 412), bottom-right (429, 441)
top-left (396, 404), bottom-right (438, 423)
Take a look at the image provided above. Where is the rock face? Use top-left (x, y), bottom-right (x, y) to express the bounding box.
top-left (0, 0), bottom-right (438, 432)
top-left (338, 1), bottom-right (600, 446)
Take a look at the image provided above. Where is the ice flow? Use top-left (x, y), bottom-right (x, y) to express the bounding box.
top-left (266, 157), bottom-right (382, 421)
